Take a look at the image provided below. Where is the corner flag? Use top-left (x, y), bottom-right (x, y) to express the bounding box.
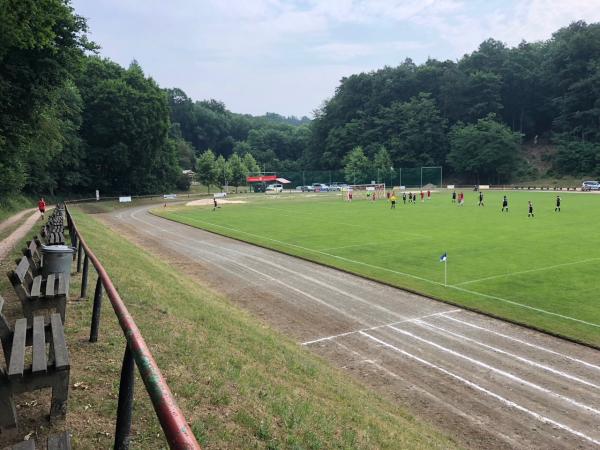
top-left (440, 252), bottom-right (447, 286)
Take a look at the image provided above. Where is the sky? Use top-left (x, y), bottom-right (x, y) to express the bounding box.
top-left (71, 0), bottom-right (600, 117)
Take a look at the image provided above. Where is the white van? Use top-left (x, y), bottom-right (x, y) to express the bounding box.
top-left (266, 183), bottom-right (283, 193)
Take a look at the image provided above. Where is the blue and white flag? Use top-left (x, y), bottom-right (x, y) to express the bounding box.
top-left (439, 252), bottom-right (447, 262)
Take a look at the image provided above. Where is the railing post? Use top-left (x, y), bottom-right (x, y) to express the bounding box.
top-left (80, 254), bottom-right (89, 299)
top-left (76, 242), bottom-right (83, 273)
top-left (115, 344), bottom-right (135, 450)
top-left (89, 277), bottom-right (103, 342)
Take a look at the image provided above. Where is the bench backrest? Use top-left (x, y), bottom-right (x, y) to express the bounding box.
top-left (23, 238), bottom-right (42, 271)
top-left (0, 295), bottom-right (11, 345)
top-left (7, 256), bottom-right (34, 301)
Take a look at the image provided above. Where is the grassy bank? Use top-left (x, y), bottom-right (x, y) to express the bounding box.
top-left (35, 208), bottom-right (456, 449)
top-left (0, 195), bottom-right (34, 222)
top-left (155, 191), bottom-right (600, 347)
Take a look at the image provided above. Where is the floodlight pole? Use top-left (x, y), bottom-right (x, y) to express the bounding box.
top-left (420, 167), bottom-right (423, 189)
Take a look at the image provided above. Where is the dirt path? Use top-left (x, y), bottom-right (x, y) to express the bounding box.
top-left (0, 208), bottom-right (35, 234)
top-left (103, 205), bottom-right (600, 450)
top-left (0, 210), bottom-right (40, 261)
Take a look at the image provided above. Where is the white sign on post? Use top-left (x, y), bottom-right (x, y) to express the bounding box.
top-left (95, 190), bottom-right (100, 201)
top-left (119, 196), bottom-right (132, 203)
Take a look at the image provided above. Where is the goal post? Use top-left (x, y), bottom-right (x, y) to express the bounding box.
top-left (343, 183), bottom-right (386, 201)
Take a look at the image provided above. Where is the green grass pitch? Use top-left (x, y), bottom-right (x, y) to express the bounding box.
top-left (155, 190), bottom-right (600, 347)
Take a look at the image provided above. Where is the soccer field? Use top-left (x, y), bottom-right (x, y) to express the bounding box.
top-left (155, 190), bottom-right (600, 346)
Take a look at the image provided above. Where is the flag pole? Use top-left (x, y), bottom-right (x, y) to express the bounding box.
top-left (444, 259), bottom-right (447, 287)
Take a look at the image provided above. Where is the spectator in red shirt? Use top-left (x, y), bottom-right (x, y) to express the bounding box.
top-left (38, 198), bottom-right (46, 219)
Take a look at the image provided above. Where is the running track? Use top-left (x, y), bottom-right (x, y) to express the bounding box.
top-left (108, 205), bottom-right (600, 449)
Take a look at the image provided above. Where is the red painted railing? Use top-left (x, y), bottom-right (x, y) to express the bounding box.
top-left (65, 204), bottom-right (201, 450)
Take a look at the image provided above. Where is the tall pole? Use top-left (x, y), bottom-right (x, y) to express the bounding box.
top-left (444, 259), bottom-right (447, 287)
top-left (399, 168), bottom-right (402, 187)
top-left (420, 167), bottom-right (423, 189)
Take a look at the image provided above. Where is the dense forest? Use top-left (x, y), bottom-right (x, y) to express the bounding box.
top-left (1, 0), bottom-right (600, 197)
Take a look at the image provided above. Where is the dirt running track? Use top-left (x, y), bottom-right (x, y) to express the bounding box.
top-left (105, 205), bottom-right (600, 450)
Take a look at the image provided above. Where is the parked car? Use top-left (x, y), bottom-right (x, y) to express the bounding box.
top-left (295, 185), bottom-right (314, 192)
top-left (582, 180), bottom-right (600, 191)
top-left (311, 183), bottom-right (329, 192)
top-left (329, 182), bottom-right (347, 191)
top-left (266, 183), bottom-right (283, 192)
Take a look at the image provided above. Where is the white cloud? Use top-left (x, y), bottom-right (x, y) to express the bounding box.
top-left (73, 0), bottom-right (600, 116)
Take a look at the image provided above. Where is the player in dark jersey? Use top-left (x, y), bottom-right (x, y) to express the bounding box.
top-left (528, 201), bottom-right (534, 217)
top-left (478, 191), bottom-right (484, 207)
top-left (402, 192), bottom-right (407, 204)
top-left (555, 195), bottom-right (561, 212)
top-left (452, 191), bottom-right (456, 203)
top-left (501, 195), bottom-right (508, 212)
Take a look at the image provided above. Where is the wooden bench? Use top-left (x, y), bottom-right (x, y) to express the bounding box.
top-left (41, 227), bottom-right (65, 246)
top-left (0, 297), bottom-right (70, 430)
top-left (7, 256), bottom-right (67, 324)
top-left (22, 238), bottom-right (43, 276)
top-left (8, 431), bottom-right (71, 449)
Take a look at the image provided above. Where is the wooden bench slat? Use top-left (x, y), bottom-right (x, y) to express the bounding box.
top-left (32, 316), bottom-right (47, 374)
top-left (50, 314), bottom-right (69, 371)
top-left (47, 431), bottom-right (71, 450)
top-left (58, 272), bottom-right (67, 296)
top-left (14, 256), bottom-right (30, 284)
top-left (31, 276), bottom-right (42, 299)
top-left (10, 439), bottom-right (36, 450)
top-left (8, 318), bottom-right (27, 379)
top-left (46, 273), bottom-right (56, 297)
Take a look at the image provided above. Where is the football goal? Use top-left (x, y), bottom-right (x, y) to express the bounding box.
top-left (344, 183), bottom-right (386, 201)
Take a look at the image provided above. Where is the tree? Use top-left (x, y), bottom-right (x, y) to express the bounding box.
top-left (344, 146), bottom-right (371, 184)
top-left (196, 149), bottom-right (216, 192)
top-left (0, 0), bottom-right (91, 194)
top-left (372, 146), bottom-right (392, 183)
top-left (228, 152), bottom-right (247, 192)
top-left (243, 152), bottom-right (260, 174)
top-left (447, 115), bottom-right (522, 183)
top-left (77, 58), bottom-right (177, 194)
top-left (214, 154), bottom-right (232, 189)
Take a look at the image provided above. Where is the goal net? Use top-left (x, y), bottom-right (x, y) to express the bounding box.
top-left (344, 183), bottom-right (386, 201)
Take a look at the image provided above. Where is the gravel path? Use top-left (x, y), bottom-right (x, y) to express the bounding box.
top-left (0, 210), bottom-right (40, 261)
top-left (105, 205), bottom-right (600, 450)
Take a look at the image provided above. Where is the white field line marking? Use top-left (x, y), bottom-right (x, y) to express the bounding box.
top-left (449, 284), bottom-right (600, 329)
top-left (360, 331), bottom-right (600, 447)
top-left (457, 257), bottom-right (600, 286)
top-left (386, 325), bottom-right (600, 416)
top-left (414, 319), bottom-right (600, 390)
top-left (253, 205), bottom-right (429, 239)
top-left (301, 310), bottom-right (460, 346)
top-left (334, 341), bottom-right (401, 379)
top-left (440, 314), bottom-right (600, 372)
top-left (130, 209), bottom-right (373, 327)
top-left (162, 212), bottom-right (600, 330)
top-left (142, 210), bottom-right (429, 325)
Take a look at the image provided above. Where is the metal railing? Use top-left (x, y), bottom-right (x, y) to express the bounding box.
top-left (65, 204), bottom-right (201, 450)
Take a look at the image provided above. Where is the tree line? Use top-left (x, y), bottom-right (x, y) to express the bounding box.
top-left (310, 21), bottom-right (600, 183)
top-left (2, 0), bottom-right (599, 199)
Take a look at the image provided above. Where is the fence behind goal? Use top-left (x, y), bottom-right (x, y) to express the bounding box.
top-left (277, 167), bottom-right (443, 189)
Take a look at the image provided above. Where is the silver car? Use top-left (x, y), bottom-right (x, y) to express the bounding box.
top-left (582, 180), bottom-right (600, 191)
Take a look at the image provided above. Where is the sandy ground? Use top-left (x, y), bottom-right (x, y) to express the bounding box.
top-left (185, 198), bottom-right (247, 206)
top-left (0, 210), bottom-right (40, 261)
top-left (104, 205), bottom-right (600, 450)
top-left (0, 208), bottom-right (35, 235)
